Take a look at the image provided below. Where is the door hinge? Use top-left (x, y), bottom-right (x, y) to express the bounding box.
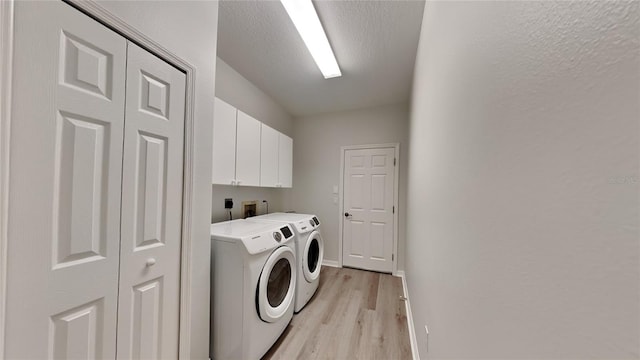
top-left (392, 254), bottom-right (394, 261)
top-left (392, 206), bottom-right (395, 214)
top-left (394, 158), bottom-right (396, 166)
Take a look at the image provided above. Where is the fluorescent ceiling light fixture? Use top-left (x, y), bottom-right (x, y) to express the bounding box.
top-left (280, 0), bottom-right (342, 79)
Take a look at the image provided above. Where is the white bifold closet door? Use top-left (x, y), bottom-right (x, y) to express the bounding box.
top-left (116, 42), bottom-right (185, 359)
top-left (5, 1), bottom-right (185, 359)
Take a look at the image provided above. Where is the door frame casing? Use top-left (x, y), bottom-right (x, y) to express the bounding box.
top-left (338, 143), bottom-right (400, 275)
top-left (0, 1), bottom-right (199, 357)
top-left (0, 0), bottom-right (14, 356)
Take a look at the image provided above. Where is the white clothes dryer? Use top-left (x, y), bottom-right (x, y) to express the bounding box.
top-left (253, 213), bottom-right (323, 313)
top-left (210, 219), bottom-right (297, 360)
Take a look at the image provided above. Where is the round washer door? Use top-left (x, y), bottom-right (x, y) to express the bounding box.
top-left (257, 245), bottom-right (296, 323)
top-left (302, 231), bottom-right (323, 283)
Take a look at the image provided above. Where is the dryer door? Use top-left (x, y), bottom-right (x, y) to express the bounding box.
top-left (303, 231), bottom-right (324, 283)
top-left (257, 246), bottom-right (296, 323)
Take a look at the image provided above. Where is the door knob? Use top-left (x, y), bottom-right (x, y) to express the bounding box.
top-left (145, 258), bottom-right (157, 267)
top-left (344, 212), bottom-right (352, 218)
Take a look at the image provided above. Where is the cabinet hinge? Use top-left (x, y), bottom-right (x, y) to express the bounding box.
top-left (394, 158), bottom-right (396, 166)
top-left (392, 254), bottom-right (394, 261)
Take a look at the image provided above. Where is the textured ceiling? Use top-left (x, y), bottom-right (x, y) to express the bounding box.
top-left (217, 0), bottom-right (425, 117)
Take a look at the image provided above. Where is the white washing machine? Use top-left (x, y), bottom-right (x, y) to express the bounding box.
top-left (210, 219), bottom-right (297, 360)
top-left (253, 213), bottom-right (323, 313)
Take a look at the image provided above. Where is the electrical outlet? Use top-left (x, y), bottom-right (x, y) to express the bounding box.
top-left (425, 325), bottom-right (429, 352)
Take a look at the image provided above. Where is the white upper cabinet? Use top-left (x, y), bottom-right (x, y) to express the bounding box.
top-left (212, 99), bottom-right (260, 187)
top-left (278, 134), bottom-right (293, 188)
top-left (212, 97), bottom-right (292, 188)
top-left (260, 123), bottom-right (279, 187)
top-left (235, 111), bottom-right (261, 186)
top-left (212, 98), bottom-right (237, 185)
top-left (261, 124), bottom-right (293, 188)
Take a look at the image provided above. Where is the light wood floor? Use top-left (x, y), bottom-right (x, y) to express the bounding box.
top-left (263, 266), bottom-right (412, 360)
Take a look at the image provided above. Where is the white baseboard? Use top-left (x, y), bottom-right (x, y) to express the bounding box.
top-left (398, 272), bottom-right (420, 360)
top-left (321, 259), bottom-right (340, 268)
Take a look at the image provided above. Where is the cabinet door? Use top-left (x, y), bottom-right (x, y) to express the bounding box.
top-left (117, 42), bottom-right (185, 359)
top-left (212, 98), bottom-right (237, 185)
top-left (260, 124), bottom-right (279, 187)
top-left (279, 133), bottom-right (293, 188)
top-left (6, 2), bottom-right (126, 358)
top-left (236, 111), bottom-right (261, 186)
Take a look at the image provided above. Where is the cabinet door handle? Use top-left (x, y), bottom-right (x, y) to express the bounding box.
top-left (146, 258), bottom-right (157, 267)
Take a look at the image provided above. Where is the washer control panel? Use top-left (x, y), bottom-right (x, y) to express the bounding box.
top-left (280, 226), bottom-right (293, 239)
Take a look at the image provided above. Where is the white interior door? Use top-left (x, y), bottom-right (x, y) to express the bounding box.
top-left (117, 42), bottom-right (186, 359)
top-left (6, 1), bottom-right (126, 358)
top-left (342, 147), bottom-right (396, 273)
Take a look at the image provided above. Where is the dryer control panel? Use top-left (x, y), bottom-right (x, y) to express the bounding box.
top-left (241, 224), bottom-right (294, 255)
top-left (290, 217), bottom-right (319, 234)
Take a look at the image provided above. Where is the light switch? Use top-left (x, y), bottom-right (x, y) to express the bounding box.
top-left (332, 185), bottom-right (338, 194)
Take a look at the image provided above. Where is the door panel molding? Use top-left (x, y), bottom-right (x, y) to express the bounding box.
top-left (338, 143), bottom-right (400, 275)
top-left (0, 0), bottom-right (14, 356)
top-left (0, 1), bottom-right (198, 357)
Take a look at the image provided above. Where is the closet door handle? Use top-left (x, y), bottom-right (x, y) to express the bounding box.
top-left (344, 212), bottom-right (352, 218)
top-left (146, 258), bottom-right (157, 267)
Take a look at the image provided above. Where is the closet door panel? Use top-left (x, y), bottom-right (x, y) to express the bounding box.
top-left (117, 42), bottom-right (186, 359)
top-left (6, 2), bottom-right (126, 358)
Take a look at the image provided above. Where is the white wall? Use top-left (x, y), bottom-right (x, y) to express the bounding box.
top-left (213, 58), bottom-right (295, 222)
top-left (292, 104), bottom-right (409, 269)
top-left (211, 186), bottom-right (285, 223)
top-left (216, 58), bottom-right (293, 136)
top-left (406, 1), bottom-right (639, 359)
top-left (93, 2), bottom-right (218, 358)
